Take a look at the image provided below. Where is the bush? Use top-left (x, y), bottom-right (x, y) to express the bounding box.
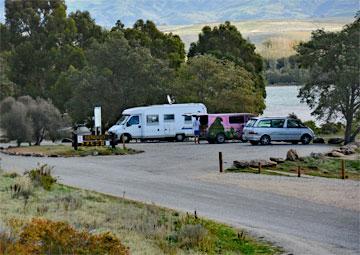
top-left (303, 120), bottom-right (320, 134)
top-left (2, 218), bottom-right (129, 255)
top-left (0, 96), bottom-right (69, 146)
top-left (25, 164), bottom-right (57, 190)
top-left (320, 122), bottom-right (344, 135)
top-left (0, 97), bottom-right (33, 146)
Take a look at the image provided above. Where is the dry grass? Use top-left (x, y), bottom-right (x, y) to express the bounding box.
top-left (2, 145), bottom-right (141, 157)
top-left (0, 172), bottom-right (281, 254)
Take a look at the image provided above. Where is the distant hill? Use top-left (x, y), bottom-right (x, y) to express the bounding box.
top-left (161, 19), bottom-right (352, 56)
top-left (64, 0), bottom-right (358, 27)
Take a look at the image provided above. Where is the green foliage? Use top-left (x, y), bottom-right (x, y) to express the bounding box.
top-left (0, 97), bottom-right (33, 146)
top-left (113, 19), bottom-right (186, 68)
top-left (25, 164), bottom-right (57, 191)
top-left (188, 21), bottom-right (265, 98)
top-left (0, 96), bottom-right (67, 145)
top-left (319, 122), bottom-right (344, 135)
top-left (66, 35), bottom-right (174, 127)
top-left (173, 55), bottom-right (265, 114)
top-left (296, 15), bottom-right (360, 143)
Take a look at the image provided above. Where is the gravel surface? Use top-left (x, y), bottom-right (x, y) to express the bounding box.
top-left (1, 141), bottom-right (359, 255)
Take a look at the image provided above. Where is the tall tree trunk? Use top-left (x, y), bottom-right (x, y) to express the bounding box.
top-left (349, 126), bottom-right (360, 143)
top-left (344, 115), bottom-right (353, 145)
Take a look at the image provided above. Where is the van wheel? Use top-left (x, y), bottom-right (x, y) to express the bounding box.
top-left (260, 135), bottom-right (271, 145)
top-left (175, 134), bottom-right (185, 142)
top-left (120, 134), bottom-right (131, 143)
top-left (301, 134), bottom-right (312, 145)
top-left (216, 133), bottom-right (226, 144)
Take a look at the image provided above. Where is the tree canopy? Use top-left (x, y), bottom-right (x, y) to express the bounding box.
top-left (296, 15), bottom-right (360, 143)
top-left (173, 55), bottom-right (265, 114)
top-left (188, 21), bottom-right (265, 97)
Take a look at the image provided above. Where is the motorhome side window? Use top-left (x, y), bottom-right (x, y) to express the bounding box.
top-left (164, 114), bottom-right (175, 122)
top-left (146, 115), bottom-right (159, 125)
top-left (229, 115), bottom-right (245, 124)
top-left (127, 116), bottom-right (139, 126)
top-left (184, 115), bottom-right (192, 124)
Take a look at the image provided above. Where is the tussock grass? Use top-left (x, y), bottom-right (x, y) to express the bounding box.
top-left (0, 173), bottom-right (281, 254)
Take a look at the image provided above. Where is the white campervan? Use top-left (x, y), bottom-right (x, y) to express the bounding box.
top-left (108, 103), bottom-right (207, 142)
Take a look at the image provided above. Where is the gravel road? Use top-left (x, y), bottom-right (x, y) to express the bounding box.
top-left (1, 141), bottom-right (359, 254)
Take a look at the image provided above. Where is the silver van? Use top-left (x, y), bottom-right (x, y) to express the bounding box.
top-left (243, 117), bottom-right (314, 145)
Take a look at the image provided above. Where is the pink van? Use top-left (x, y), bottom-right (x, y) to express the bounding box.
top-left (198, 113), bottom-right (255, 143)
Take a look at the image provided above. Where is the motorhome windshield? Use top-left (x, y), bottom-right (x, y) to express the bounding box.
top-left (116, 115), bottom-right (129, 125)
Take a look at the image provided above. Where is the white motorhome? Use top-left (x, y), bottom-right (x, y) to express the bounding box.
top-left (108, 103), bottom-right (207, 142)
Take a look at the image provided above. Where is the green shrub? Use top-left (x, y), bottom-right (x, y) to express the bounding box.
top-left (319, 122), bottom-right (344, 134)
top-left (25, 164), bottom-right (56, 190)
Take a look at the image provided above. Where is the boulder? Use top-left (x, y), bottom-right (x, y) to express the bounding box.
top-left (233, 160), bottom-right (250, 169)
top-left (249, 160), bottom-right (277, 168)
top-left (339, 146), bottom-right (355, 155)
top-left (328, 138), bottom-right (344, 145)
top-left (310, 152), bottom-right (324, 159)
top-left (327, 150), bottom-right (344, 157)
top-left (313, 137), bottom-right (325, 144)
top-left (269, 157), bottom-right (285, 163)
top-left (286, 149), bottom-right (299, 161)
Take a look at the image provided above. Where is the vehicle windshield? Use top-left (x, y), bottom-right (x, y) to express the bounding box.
top-left (245, 119), bottom-right (257, 127)
top-left (116, 115), bottom-right (129, 125)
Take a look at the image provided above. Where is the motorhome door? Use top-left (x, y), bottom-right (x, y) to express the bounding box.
top-left (124, 115), bottom-right (142, 138)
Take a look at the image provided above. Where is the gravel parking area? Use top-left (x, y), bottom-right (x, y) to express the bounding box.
top-left (1, 141), bottom-right (359, 255)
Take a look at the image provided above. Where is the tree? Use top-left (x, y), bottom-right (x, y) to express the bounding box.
top-left (112, 19), bottom-right (186, 68)
top-left (4, 0), bottom-right (85, 99)
top-left (0, 96), bottom-right (66, 146)
top-left (0, 97), bottom-right (33, 146)
top-left (296, 16), bottom-right (360, 143)
top-left (188, 21), bottom-right (265, 97)
top-left (66, 35), bottom-right (174, 127)
top-left (173, 55), bottom-right (265, 114)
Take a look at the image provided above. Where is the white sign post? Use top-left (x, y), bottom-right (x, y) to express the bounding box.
top-left (94, 106), bottom-right (102, 135)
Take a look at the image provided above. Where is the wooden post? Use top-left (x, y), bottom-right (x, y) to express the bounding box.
top-left (341, 159), bottom-right (345, 180)
top-left (72, 132), bottom-right (78, 150)
top-left (297, 166), bottom-right (301, 177)
top-left (122, 135), bottom-right (126, 150)
top-left (111, 133), bottom-right (115, 149)
top-left (258, 162), bottom-right (261, 174)
top-left (219, 152), bottom-right (223, 173)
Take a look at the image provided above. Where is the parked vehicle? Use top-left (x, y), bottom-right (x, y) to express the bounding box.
top-left (195, 113), bottom-right (255, 143)
top-left (243, 117), bottom-right (315, 145)
top-left (108, 103), bottom-right (207, 142)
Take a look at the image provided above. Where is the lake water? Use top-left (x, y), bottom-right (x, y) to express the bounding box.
top-left (262, 85), bottom-right (315, 122)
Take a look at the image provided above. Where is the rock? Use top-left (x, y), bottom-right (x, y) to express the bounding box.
top-left (269, 157), bottom-right (285, 163)
top-left (327, 150), bottom-right (344, 157)
top-left (92, 151), bottom-right (99, 156)
top-left (48, 154), bottom-right (58, 158)
top-left (233, 160), bottom-right (250, 168)
top-left (33, 153), bottom-right (44, 157)
top-left (328, 138), bottom-right (344, 145)
top-left (310, 152), bottom-right (324, 159)
top-left (249, 159), bottom-right (277, 168)
top-left (339, 146), bottom-right (355, 155)
top-left (313, 137), bottom-right (325, 144)
top-left (286, 149), bottom-right (299, 161)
